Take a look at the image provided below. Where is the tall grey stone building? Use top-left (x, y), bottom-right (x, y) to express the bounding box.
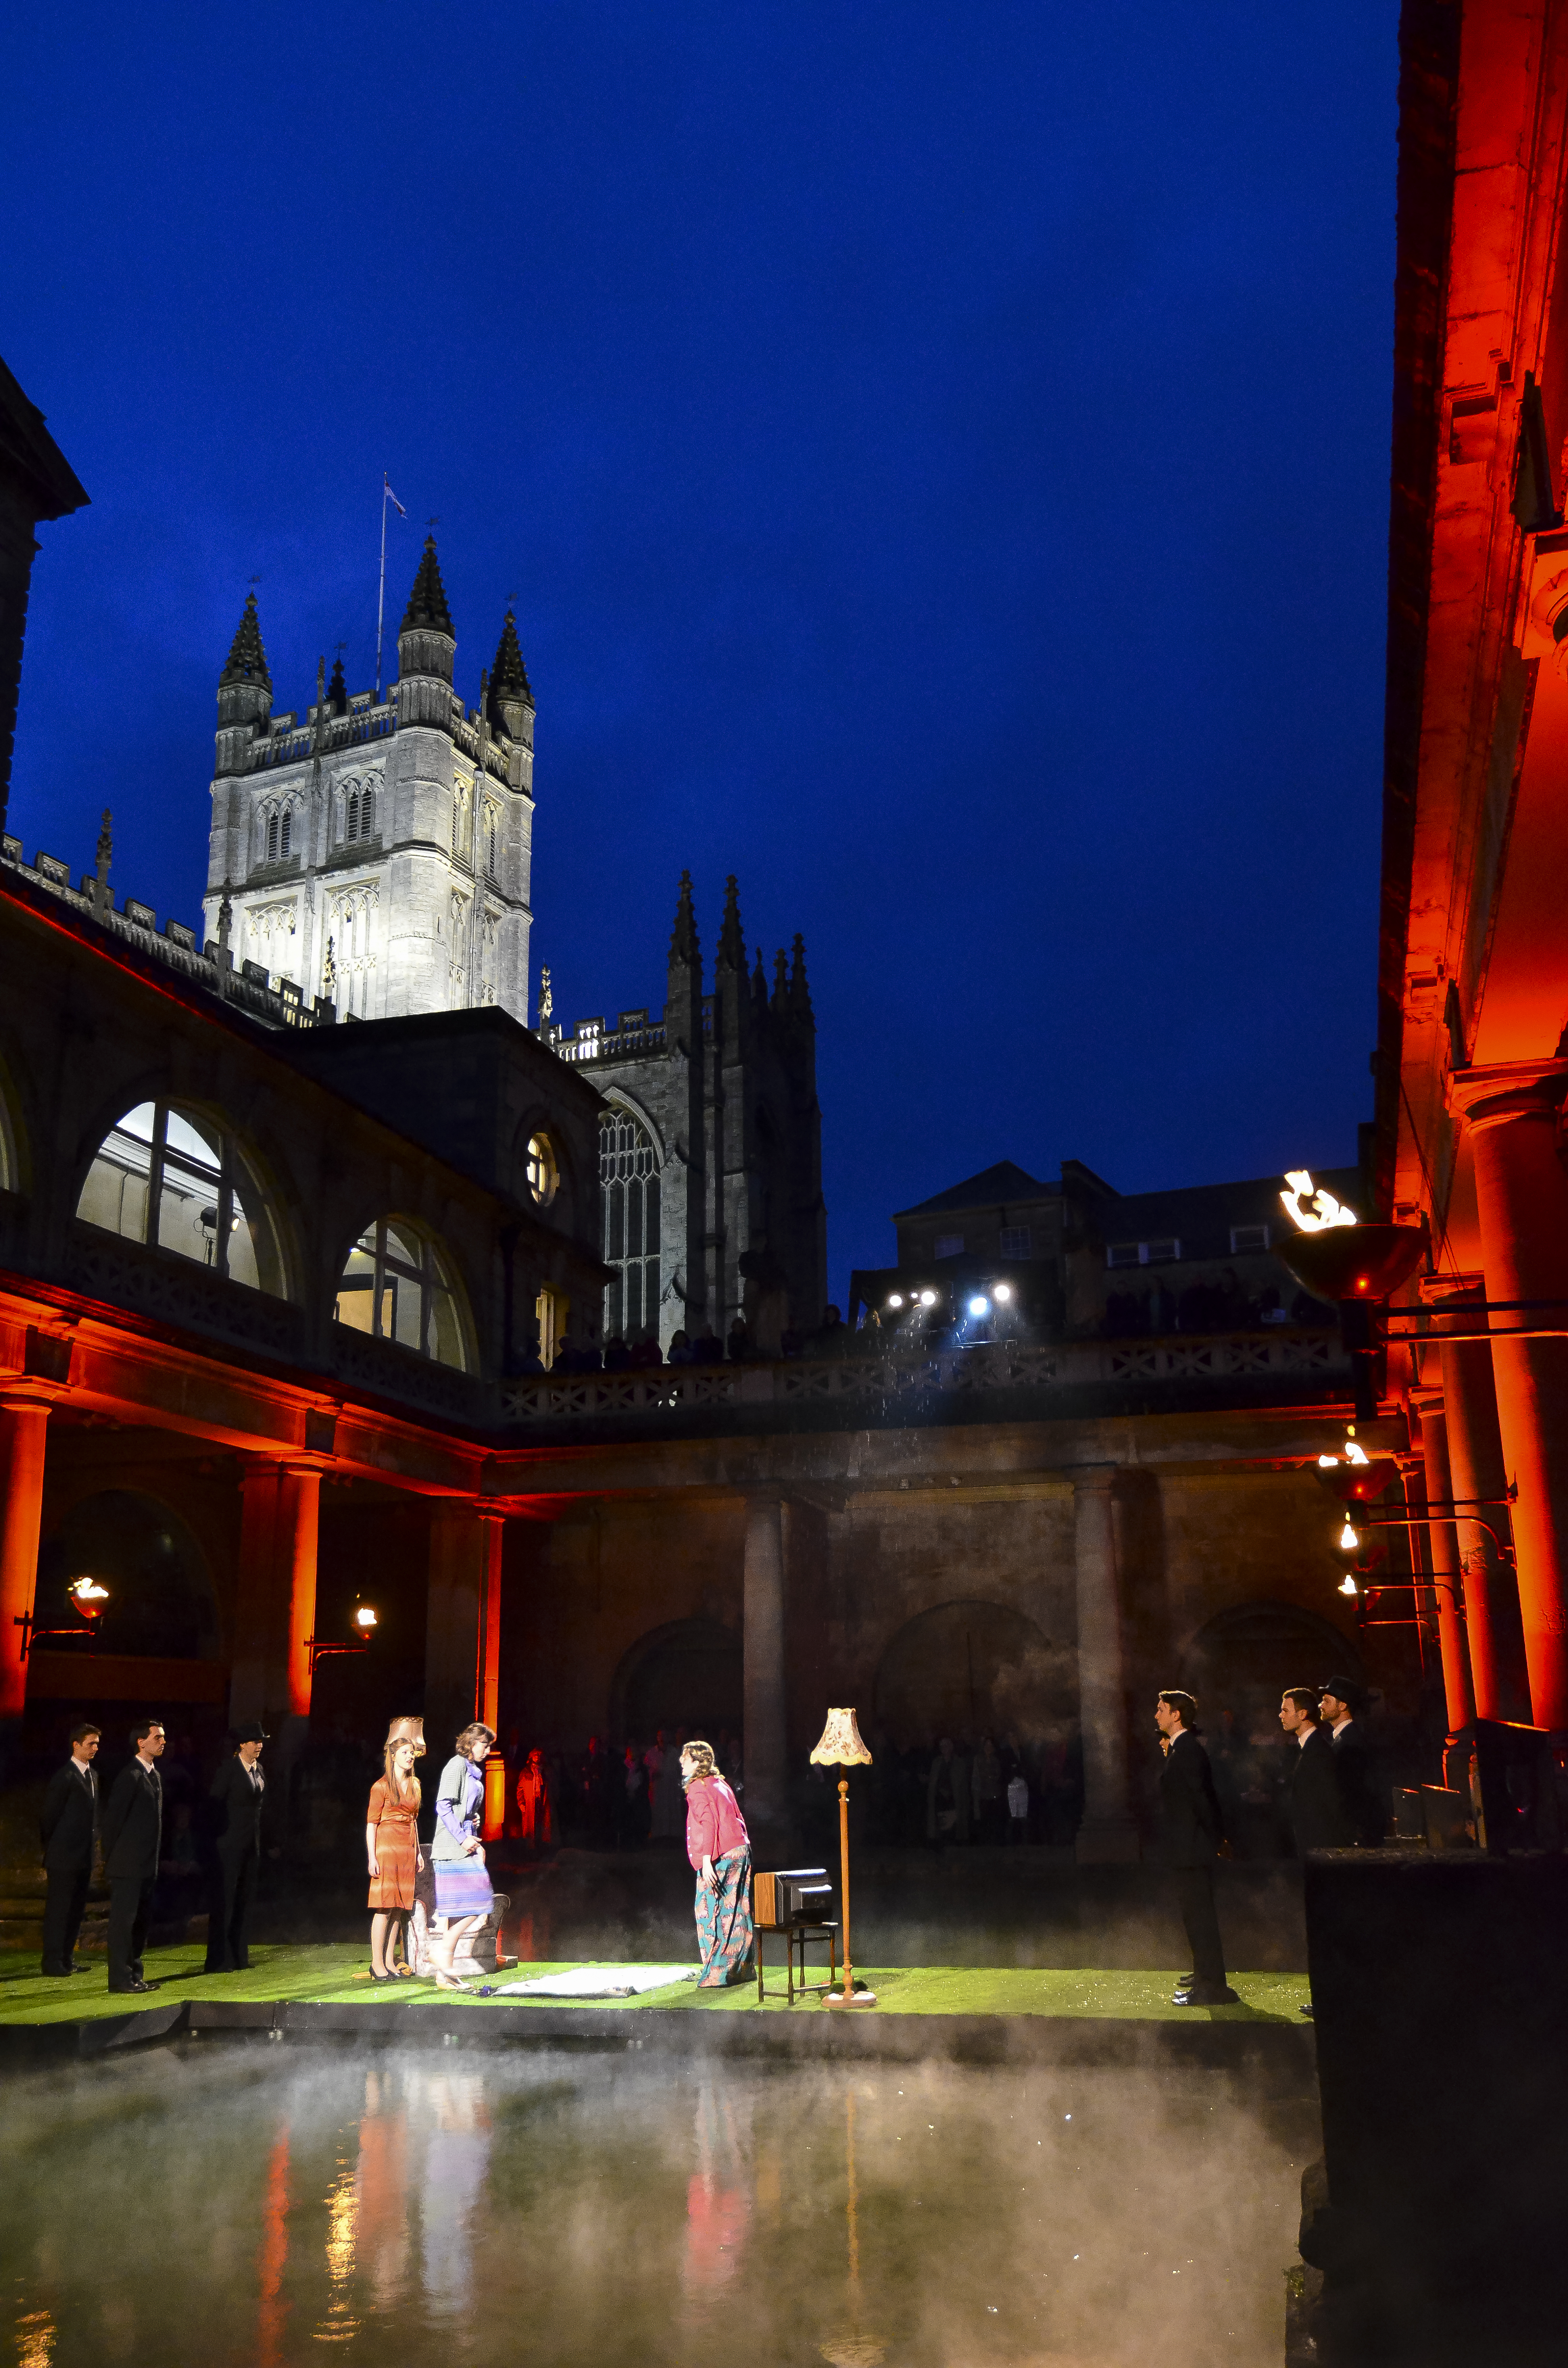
top-left (204, 539), bottom-right (535, 1023)
top-left (544, 871), bottom-right (826, 1355)
top-left (203, 542), bottom-right (825, 1353)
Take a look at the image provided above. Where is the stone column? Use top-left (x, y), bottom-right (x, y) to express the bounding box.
top-left (477, 1511), bottom-right (505, 1738)
top-left (1406, 1408), bottom-right (1474, 1736)
top-left (1429, 1280), bottom-right (1514, 1721)
top-left (280, 1463), bottom-right (322, 1723)
top-left (1073, 1467), bottom-right (1140, 1863)
top-left (742, 1493), bottom-right (788, 1844)
top-left (426, 1503), bottom-right (490, 1761)
top-left (0, 1395), bottom-right (49, 1731)
top-left (1450, 1061), bottom-right (1568, 1727)
top-left (227, 1458), bottom-right (283, 1730)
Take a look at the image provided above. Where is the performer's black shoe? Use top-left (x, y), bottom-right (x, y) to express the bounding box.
top-left (1299, 2003), bottom-right (1314, 2019)
top-left (1173, 1984), bottom-right (1239, 2006)
top-left (110, 1979), bottom-right (157, 1994)
top-left (39, 1965), bottom-right (71, 1978)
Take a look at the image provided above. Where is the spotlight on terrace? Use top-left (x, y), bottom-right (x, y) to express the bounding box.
top-left (919, 1290), bottom-right (937, 1307)
top-left (993, 1283), bottom-right (1013, 1304)
top-left (886, 1293), bottom-right (904, 1310)
top-left (968, 1295), bottom-right (990, 1318)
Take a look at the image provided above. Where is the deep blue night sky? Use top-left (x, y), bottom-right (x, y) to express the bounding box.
top-left (2, 2), bottom-right (1400, 1295)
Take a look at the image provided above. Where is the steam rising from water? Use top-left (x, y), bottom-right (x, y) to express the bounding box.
top-left (3, 2044), bottom-right (1314, 2363)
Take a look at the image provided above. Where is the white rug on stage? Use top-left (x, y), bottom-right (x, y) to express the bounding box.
top-left (495, 1963), bottom-right (701, 1998)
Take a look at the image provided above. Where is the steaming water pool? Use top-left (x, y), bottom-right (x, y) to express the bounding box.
top-left (2, 2043), bottom-right (1314, 2364)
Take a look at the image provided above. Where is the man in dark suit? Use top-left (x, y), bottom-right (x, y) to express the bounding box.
top-left (1279, 1688), bottom-right (1354, 1850)
top-left (1154, 1690), bottom-right (1239, 2007)
top-left (101, 1718), bottom-right (165, 1993)
top-left (39, 1721), bottom-right (101, 1975)
top-left (1320, 1676), bottom-right (1385, 1846)
top-left (205, 1722), bottom-right (267, 1973)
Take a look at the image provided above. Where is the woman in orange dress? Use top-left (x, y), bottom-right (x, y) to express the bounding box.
top-left (366, 1731), bottom-right (423, 1980)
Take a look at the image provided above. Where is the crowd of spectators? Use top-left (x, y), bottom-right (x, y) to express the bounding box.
top-left (1101, 1270), bottom-right (1335, 1340)
top-left (514, 1306), bottom-right (856, 1377)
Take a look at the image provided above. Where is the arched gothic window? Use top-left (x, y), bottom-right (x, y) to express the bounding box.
top-left (452, 781), bottom-right (469, 859)
top-left (265, 807), bottom-right (294, 863)
top-left (483, 803), bottom-right (499, 879)
top-left (75, 1101), bottom-right (285, 1295)
top-left (345, 785), bottom-right (376, 843)
top-left (600, 1109), bottom-right (661, 1340)
top-left (334, 1217), bottom-right (468, 1370)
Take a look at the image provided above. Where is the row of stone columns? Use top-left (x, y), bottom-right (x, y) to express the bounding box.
top-left (1412, 1058), bottom-right (1568, 1736)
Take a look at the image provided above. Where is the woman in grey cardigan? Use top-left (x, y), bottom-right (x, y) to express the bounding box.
top-left (427, 1721), bottom-right (495, 1991)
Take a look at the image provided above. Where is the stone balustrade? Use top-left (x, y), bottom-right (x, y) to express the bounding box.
top-left (502, 1327), bottom-right (1347, 1425)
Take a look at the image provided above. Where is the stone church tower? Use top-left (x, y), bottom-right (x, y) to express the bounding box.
top-left (203, 539), bottom-right (535, 1022)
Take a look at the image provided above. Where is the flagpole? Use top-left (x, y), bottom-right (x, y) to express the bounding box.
top-left (375, 476), bottom-right (388, 703)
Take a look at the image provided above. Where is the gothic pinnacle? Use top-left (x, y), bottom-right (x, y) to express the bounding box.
top-left (669, 869), bottom-right (700, 966)
top-left (402, 535), bottom-right (453, 634)
top-left (220, 590), bottom-right (271, 689)
top-left (772, 948), bottom-right (789, 1014)
top-left (790, 932), bottom-right (814, 1023)
top-left (326, 651), bottom-right (349, 714)
top-left (718, 874), bottom-right (746, 970)
top-left (490, 609), bottom-right (533, 705)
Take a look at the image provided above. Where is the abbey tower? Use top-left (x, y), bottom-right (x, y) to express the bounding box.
top-left (203, 539), bottom-right (535, 1022)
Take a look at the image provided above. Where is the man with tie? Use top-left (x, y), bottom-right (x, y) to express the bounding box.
top-left (39, 1722), bottom-right (101, 1975)
top-left (1155, 1690), bottom-right (1240, 2006)
top-left (205, 1722), bottom-right (268, 1973)
top-left (101, 1718), bottom-right (166, 1994)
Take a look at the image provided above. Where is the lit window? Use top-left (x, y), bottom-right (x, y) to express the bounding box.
top-left (999, 1226), bottom-right (1032, 1259)
top-left (75, 1101), bottom-right (283, 1294)
top-left (933, 1233), bottom-right (964, 1258)
top-left (1230, 1222), bottom-right (1270, 1253)
top-left (600, 1109), bottom-right (661, 1339)
top-left (525, 1132), bottom-right (558, 1207)
top-left (333, 1218), bottom-right (467, 1369)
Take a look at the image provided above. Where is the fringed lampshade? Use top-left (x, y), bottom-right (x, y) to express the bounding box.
top-left (812, 1708), bottom-right (876, 2007)
top-left (811, 1709), bottom-right (873, 1767)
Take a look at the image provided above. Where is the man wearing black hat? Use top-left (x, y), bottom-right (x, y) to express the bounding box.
top-left (1320, 1677), bottom-right (1384, 1847)
top-left (39, 1722), bottom-right (100, 1975)
top-left (1279, 1689), bottom-right (1354, 1851)
top-left (204, 1723), bottom-right (268, 1973)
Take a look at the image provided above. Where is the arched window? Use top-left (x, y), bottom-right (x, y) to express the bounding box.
top-left (75, 1101), bottom-right (284, 1294)
top-left (600, 1108), bottom-right (660, 1340)
top-left (345, 785), bottom-right (376, 843)
top-left (525, 1132), bottom-right (558, 1208)
top-left (484, 803), bottom-right (499, 879)
top-left (265, 807), bottom-right (294, 863)
top-left (452, 781), bottom-right (469, 859)
top-left (334, 1217), bottom-right (468, 1369)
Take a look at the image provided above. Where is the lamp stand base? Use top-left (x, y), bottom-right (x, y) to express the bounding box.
top-left (823, 1989), bottom-right (877, 2008)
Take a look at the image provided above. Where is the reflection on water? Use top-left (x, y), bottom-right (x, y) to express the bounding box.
top-left (0, 2045), bottom-right (1313, 2364)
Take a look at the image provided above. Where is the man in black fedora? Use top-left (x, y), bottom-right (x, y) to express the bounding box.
top-left (39, 1721), bottom-right (100, 1975)
top-left (101, 1718), bottom-right (165, 1993)
top-left (1279, 1687), bottom-right (1353, 1852)
top-left (1320, 1675), bottom-right (1384, 1847)
top-left (205, 1721), bottom-right (268, 1973)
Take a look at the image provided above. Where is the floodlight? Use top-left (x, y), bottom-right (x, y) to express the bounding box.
top-left (886, 1293), bottom-right (904, 1310)
top-left (968, 1295), bottom-right (990, 1318)
top-left (993, 1283), bottom-right (1013, 1304)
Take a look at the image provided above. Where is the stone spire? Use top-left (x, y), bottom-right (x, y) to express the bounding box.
top-left (752, 944), bottom-right (768, 1016)
top-left (326, 651), bottom-right (349, 715)
top-left (717, 875), bottom-right (746, 972)
top-left (790, 932), bottom-right (814, 1024)
top-left (220, 591), bottom-right (270, 689)
top-left (490, 609), bottom-right (532, 704)
top-left (771, 948), bottom-right (790, 1015)
top-left (669, 869), bottom-right (699, 966)
top-left (402, 536), bottom-right (453, 633)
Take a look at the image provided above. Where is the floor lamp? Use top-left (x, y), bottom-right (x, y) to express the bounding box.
top-left (811, 1708), bottom-right (876, 2008)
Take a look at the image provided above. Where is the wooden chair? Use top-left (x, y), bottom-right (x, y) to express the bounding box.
top-left (753, 1866), bottom-right (838, 2003)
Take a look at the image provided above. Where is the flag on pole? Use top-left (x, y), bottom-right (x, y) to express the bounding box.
top-left (384, 476), bottom-right (406, 516)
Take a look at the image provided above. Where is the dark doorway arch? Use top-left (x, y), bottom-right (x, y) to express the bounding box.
top-left (873, 1599), bottom-right (1067, 1747)
top-left (35, 1491), bottom-right (219, 1662)
top-left (1179, 1599), bottom-right (1360, 1732)
top-left (611, 1617), bottom-right (742, 1740)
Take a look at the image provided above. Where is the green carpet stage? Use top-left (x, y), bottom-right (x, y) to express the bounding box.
top-left (0, 1945), bottom-right (1315, 2079)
